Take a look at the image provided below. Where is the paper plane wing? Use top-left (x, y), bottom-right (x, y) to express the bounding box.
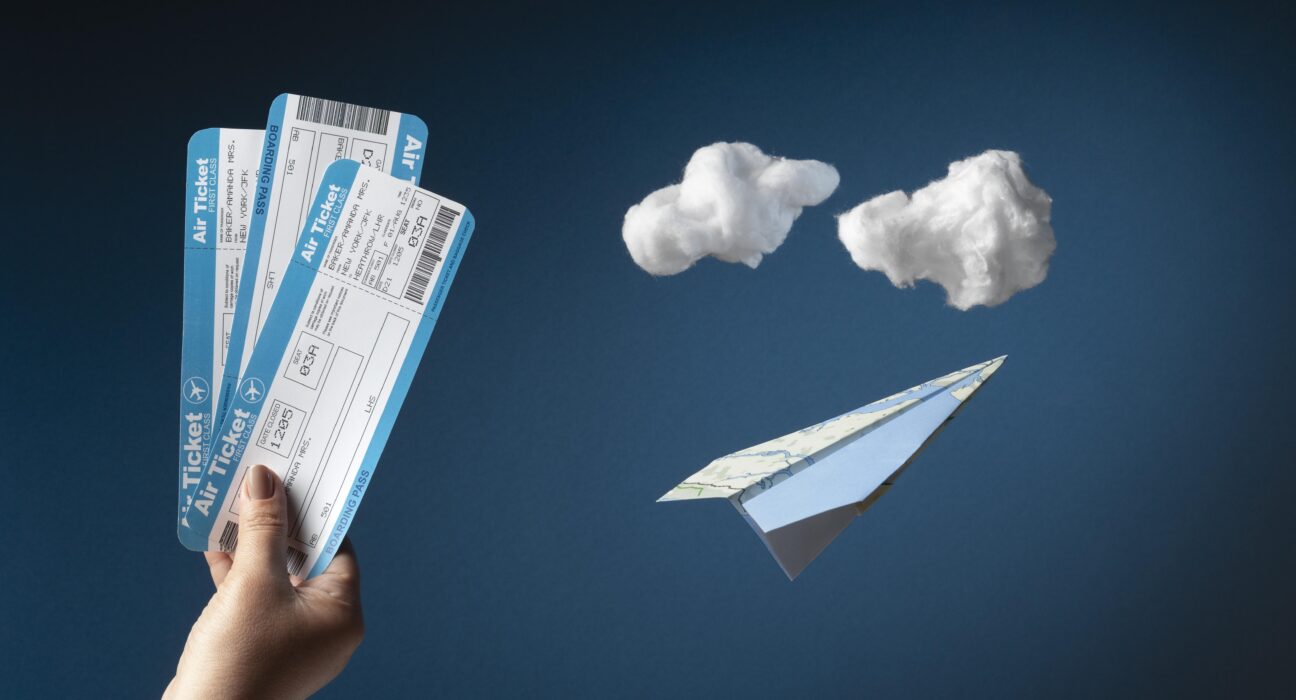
top-left (659, 356), bottom-right (1005, 579)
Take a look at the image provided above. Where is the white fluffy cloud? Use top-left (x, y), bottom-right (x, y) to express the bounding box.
top-left (623, 142), bottom-right (840, 275)
top-left (837, 150), bottom-right (1056, 310)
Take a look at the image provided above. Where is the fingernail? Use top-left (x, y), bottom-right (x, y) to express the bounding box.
top-left (247, 465), bottom-right (275, 500)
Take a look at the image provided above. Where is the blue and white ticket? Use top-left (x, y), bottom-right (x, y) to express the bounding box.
top-left (179, 160), bottom-right (474, 578)
top-left (180, 128), bottom-right (264, 521)
top-left (218, 95), bottom-right (428, 431)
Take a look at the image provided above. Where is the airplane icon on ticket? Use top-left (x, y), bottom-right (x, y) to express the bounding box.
top-left (182, 377), bottom-right (209, 404)
top-left (239, 378), bottom-right (265, 403)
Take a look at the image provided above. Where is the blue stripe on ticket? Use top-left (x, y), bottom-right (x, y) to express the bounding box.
top-left (179, 129), bottom-right (219, 526)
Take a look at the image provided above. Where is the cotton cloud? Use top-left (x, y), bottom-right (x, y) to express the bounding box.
top-left (623, 142), bottom-right (840, 275)
top-left (837, 150), bottom-right (1056, 310)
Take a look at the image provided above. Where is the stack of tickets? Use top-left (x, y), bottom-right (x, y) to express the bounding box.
top-left (178, 95), bottom-right (473, 577)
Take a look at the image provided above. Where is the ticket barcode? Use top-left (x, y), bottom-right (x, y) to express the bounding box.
top-left (296, 96), bottom-right (390, 136)
top-left (286, 547), bottom-right (308, 576)
top-left (404, 206), bottom-right (459, 303)
top-left (218, 521), bottom-right (239, 553)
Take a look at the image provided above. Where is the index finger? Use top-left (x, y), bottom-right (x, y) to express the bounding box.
top-left (299, 538), bottom-right (361, 603)
top-left (203, 551), bottom-right (233, 588)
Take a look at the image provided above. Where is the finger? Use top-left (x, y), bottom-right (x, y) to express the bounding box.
top-left (203, 551), bottom-right (232, 587)
top-left (302, 538), bottom-right (361, 603)
top-left (228, 465), bottom-right (290, 588)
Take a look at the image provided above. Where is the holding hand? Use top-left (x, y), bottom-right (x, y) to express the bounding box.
top-left (167, 466), bottom-right (364, 699)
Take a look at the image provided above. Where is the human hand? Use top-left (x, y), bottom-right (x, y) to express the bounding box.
top-left (166, 465), bottom-right (364, 699)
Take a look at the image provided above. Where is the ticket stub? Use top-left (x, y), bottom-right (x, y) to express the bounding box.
top-left (217, 95), bottom-right (428, 431)
top-left (179, 160), bottom-right (474, 578)
top-left (180, 128), bottom-right (264, 522)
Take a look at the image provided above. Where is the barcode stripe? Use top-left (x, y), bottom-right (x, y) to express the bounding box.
top-left (286, 547), bottom-right (308, 576)
top-left (295, 96), bottom-right (390, 135)
top-left (404, 206), bottom-right (459, 303)
top-left (218, 521), bottom-right (239, 552)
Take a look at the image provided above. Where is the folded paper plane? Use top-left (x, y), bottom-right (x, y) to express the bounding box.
top-left (659, 356), bottom-right (1006, 579)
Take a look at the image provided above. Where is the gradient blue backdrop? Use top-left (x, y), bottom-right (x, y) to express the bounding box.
top-left (3, 2), bottom-right (1294, 696)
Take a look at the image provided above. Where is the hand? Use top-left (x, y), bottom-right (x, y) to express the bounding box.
top-left (166, 465), bottom-right (364, 699)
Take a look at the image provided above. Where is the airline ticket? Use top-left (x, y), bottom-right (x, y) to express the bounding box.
top-left (179, 128), bottom-right (264, 521)
top-left (218, 94), bottom-right (428, 430)
top-left (179, 160), bottom-right (474, 578)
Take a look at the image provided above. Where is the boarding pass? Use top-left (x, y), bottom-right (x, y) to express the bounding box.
top-left (180, 128), bottom-right (264, 521)
top-left (219, 95), bottom-right (428, 433)
top-left (179, 160), bottom-right (473, 578)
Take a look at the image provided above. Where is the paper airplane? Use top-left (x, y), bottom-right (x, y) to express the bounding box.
top-left (659, 356), bottom-right (1005, 579)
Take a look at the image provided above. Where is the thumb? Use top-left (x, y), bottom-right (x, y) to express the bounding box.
top-left (230, 464), bottom-right (290, 585)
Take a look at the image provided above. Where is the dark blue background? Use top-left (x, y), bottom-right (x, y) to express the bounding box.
top-left (3, 2), bottom-right (1293, 696)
